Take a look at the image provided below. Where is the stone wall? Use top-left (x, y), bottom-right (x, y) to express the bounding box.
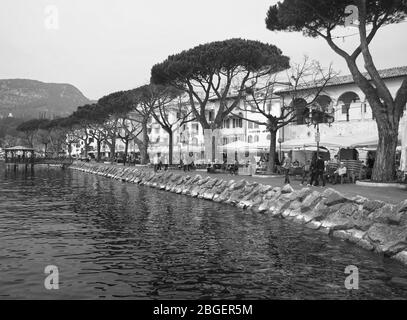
top-left (69, 162), bottom-right (407, 267)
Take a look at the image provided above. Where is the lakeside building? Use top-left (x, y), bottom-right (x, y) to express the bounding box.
top-left (68, 66), bottom-right (407, 172)
top-left (275, 66), bottom-right (407, 169)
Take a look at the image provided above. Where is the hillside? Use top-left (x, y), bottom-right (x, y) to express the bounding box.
top-left (0, 79), bottom-right (91, 119)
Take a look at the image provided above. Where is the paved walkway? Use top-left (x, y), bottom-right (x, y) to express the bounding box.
top-left (136, 166), bottom-right (406, 204)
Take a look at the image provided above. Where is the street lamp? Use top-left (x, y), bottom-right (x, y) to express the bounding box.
top-left (304, 106), bottom-right (334, 158)
top-left (277, 137), bottom-right (283, 163)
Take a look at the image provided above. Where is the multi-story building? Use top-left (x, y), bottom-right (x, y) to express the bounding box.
top-left (275, 66), bottom-right (407, 168)
top-left (69, 66), bottom-right (407, 171)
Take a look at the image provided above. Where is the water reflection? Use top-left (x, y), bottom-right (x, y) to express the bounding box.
top-left (0, 165), bottom-right (407, 299)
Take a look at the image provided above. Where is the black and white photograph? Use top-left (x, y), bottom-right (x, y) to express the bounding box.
top-left (1, 0), bottom-right (407, 306)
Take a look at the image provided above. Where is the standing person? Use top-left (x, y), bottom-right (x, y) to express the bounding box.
top-left (300, 160), bottom-right (311, 186)
top-left (162, 155), bottom-right (168, 171)
top-left (183, 154), bottom-right (189, 172)
top-left (282, 153), bottom-right (292, 184)
top-left (232, 158), bottom-right (239, 175)
top-left (153, 154), bottom-right (158, 172)
top-left (188, 153), bottom-right (194, 171)
top-left (308, 153), bottom-right (318, 186)
top-left (157, 154), bottom-right (162, 171)
top-left (366, 153), bottom-right (375, 179)
top-left (315, 155), bottom-right (326, 187)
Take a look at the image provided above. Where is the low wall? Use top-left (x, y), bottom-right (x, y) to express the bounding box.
top-left (69, 162), bottom-right (407, 267)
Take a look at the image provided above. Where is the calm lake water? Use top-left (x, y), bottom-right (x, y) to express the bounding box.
top-left (1, 165), bottom-right (407, 299)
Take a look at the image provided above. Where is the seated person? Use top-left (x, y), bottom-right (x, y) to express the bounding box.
top-left (333, 162), bottom-right (347, 184)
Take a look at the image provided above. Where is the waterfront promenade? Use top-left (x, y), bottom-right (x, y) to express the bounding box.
top-left (126, 165), bottom-right (406, 204)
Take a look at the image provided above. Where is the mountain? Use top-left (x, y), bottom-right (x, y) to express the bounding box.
top-left (0, 79), bottom-right (92, 119)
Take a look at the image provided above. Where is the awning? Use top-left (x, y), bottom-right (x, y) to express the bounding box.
top-left (350, 134), bottom-right (402, 148)
top-left (218, 141), bottom-right (264, 152)
top-left (281, 133), bottom-right (402, 150)
top-left (280, 137), bottom-right (344, 149)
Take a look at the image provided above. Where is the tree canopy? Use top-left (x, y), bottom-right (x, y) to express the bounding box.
top-left (151, 38), bottom-right (289, 130)
top-left (151, 38), bottom-right (289, 87)
top-left (266, 0), bottom-right (407, 37)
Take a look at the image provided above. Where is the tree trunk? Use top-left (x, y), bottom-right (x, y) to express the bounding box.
top-left (267, 130), bottom-right (277, 174)
top-left (372, 124), bottom-right (399, 182)
top-left (68, 142), bottom-right (72, 158)
top-left (97, 140), bottom-right (101, 162)
top-left (141, 122), bottom-right (150, 165)
top-left (168, 131), bottom-right (173, 165)
top-left (109, 137), bottom-right (116, 161)
top-left (124, 138), bottom-right (129, 166)
top-left (139, 145), bottom-right (149, 165)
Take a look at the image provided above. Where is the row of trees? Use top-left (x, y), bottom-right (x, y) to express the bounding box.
top-left (14, 40), bottom-right (335, 173)
top-left (13, 0), bottom-right (406, 181)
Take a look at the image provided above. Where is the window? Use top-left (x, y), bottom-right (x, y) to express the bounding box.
top-left (248, 121), bottom-right (253, 129)
top-left (232, 119), bottom-right (236, 128)
top-left (192, 124), bottom-right (199, 132)
top-left (238, 118), bottom-right (243, 128)
top-left (223, 137), bottom-right (228, 145)
top-left (247, 135), bottom-right (253, 143)
top-left (266, 134), bottom-right (271, 140)
top-left (254, 123), bottom-right (259, 129)
top-left (254, 135), bottom-right (259, 143)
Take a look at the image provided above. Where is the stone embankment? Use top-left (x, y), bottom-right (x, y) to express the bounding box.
top-left (70, 162), bottom-right (407, 266)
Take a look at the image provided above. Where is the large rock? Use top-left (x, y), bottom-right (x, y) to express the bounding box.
top-left (365, 223), bottom-right (407, 255)
top-left (321, 203), bottom-right (372, 231)
top-left (281, 184), bottom-right (294, 194)
top-left (268, 193), bottom-right (293, 216)
top-left (363, 200), bottom-right (386, 213)
top-left (215, 188), bottom-right (233, 203)
top-left (302, 201), bottom-right (330, 223)
top-left (257, 200), bottom-right (272, 213)
top-left (368, 204), bottom-right (402, 225)
top-left (228, 180), bottom-right (247, 191)
top-left (392, 250), bottom-right (407, 265)
top-left (300, 191), bottom-right (323, 213)
top-left (323, 189), bottom-right (351, 207)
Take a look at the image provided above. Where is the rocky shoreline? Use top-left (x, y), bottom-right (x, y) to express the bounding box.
top-left (69, 161), bottom-right (407, 267)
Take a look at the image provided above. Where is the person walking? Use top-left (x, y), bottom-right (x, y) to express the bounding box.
top-left (282, 153), bottom-right (292, 184)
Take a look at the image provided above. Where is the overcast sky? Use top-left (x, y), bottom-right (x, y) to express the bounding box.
top-left (1, 0), bottom-right (406, 100)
